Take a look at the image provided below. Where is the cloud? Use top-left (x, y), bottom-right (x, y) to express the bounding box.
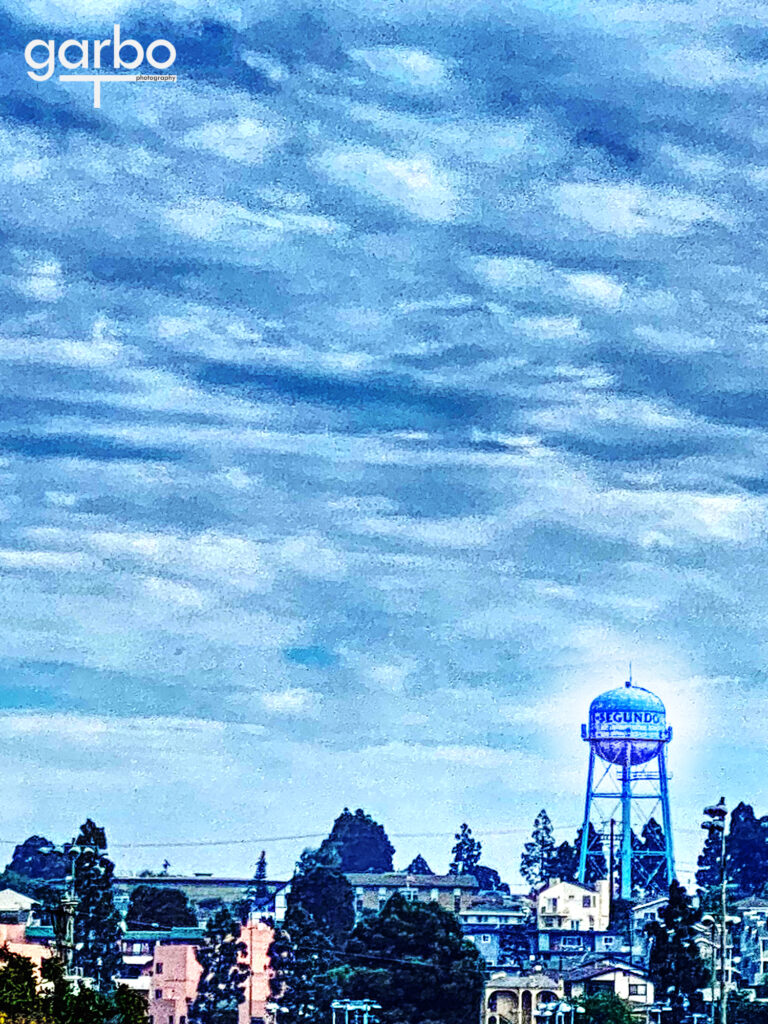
top-left (349, 47), bottom-right (452, 92)
top-left (317, 146), bottom-right (459, 221)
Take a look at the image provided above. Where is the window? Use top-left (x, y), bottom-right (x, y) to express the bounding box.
top-left (589, 916), bottom-right (595, 930)
top-left (570, 921), bottom-right (580, 931)
top-left (629, 984), bottom-right (647, 997)
top-left (549, 898), bottom-right (558, 911)
top-left (156, 963), bottom-right (163, 975)
top-left (155, 991), bottom-right (163, 1000)
top-left (454, 896), bottom-right (461, 913)
top-left (168, 1017), bottom-right (174, 1024)
top-left (180, 1019), bottom-right (186, 1024)
top-left (582, 896), bottom-right (592, 908)
top-left (402, 888), bottom-right (418, 902)
top-left (480, 934), bottom-right (491, 943)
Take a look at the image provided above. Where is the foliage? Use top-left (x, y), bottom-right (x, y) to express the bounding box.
top-left (405, 855), bottom-right (431, 874)
top-left (0, 947), bottom-right (42, 1018)
top-left (728, 992), bottom-right (768, 1024)
top-left (318, 809), bottom-right (395, 873)
top-left (269, 850), bottom-right (355, 1024)
top-left (70, 820), bottom-right (123, 992)
top-left (0, 951), bottom-right (148, 1024)
top-left (125, 885), bottom-right (197, 930)
top-left (472, 865), bottom-right (510, 893)
top-left (546, 824), bottom-right (606, 886)
top-left (190, 905), bottom-right (250, 1024)
top-left (576, 992), bottom-right (636, 1024)
top-left (6, 837), bottom-right (68, 883)
top-left (449, 824), bottom-right (482, 876)
top-left (633, 818), bottom-right (669, 897)
top-left (646, 880), bottom-right (708, 1024)
top-left (253, 851), bottom-right (268, 900)
top-left (334, 893), bottom-right (486, 1024)
top-left (728, 803), bottom-right (767, 898)
top-left (520, 810), bottom-right (556, 889)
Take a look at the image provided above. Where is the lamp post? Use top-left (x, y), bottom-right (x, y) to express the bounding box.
top-left (702, 799), bottom-right (729, 1024)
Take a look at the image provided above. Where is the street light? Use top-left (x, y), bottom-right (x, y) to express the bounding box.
top-left (702, 798), bottom-right (729, 1024)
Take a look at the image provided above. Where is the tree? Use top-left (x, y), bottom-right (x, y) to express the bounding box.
top-left (335, 893), bottom-right (486, 1024)
top-left (0, 945), bottom-right (42, 1018)
top-left (697, 818), bottom-right (723, 909)
top-left (318, 809), bottom-right (395, 873)
top-left (647, 880), bottom-right (708, 1024)
top-left (6, 835), bottom-right (68, 882)
top-left (406, 854), bottom-right (432, 874)
top-left (472, 865), bottom-right (510, 893)
top-left (126, 885), bottom-right (197, 930)
top-left (253, 850), bottom-right (268, 899)
top-left (633, 818), bottom-right (669, 896)
top-left (550, 841), bottom-right (578, 882)
top-left (450, 824), bottom-right (482, 876)
top-left (112, 984), bottom-right (151, 1024)
top-left (70, 819), bottom-right (123, 992)
top-left (190, 905), bottom-right (250, 1024)
top-left (269, 850), bottom-right (355, 1024)
top-left (728, 803), bottom-right (768, 898)
top-left (520, 810), bottom-right (556, 890)
top-left (577, 992), bottom-right (636, 1024)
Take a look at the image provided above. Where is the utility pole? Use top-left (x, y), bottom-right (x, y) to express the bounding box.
top-left (702, 798), bottom-right (729, 1024)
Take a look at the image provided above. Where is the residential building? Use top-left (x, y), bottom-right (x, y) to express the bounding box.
top-left (114, 877), bottom-right (290, 924)
top-left (0, 889), bottom-right (49, 970)
top-left (147, 943), bottom-right (201, 1024)
top-left (346, 872), bottom-right (479, 920)
top-left (483, 960), bottom-right (654, 1024)
top-left (536, 880), bottom-right (611, 933)
top-left (484, 970), bottom-right (563, 1024)
top-left (460, 894), bottom-right (534, 967)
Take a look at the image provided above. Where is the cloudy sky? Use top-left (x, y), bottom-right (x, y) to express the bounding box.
top-left (1, 0), bottom-right (767, 886)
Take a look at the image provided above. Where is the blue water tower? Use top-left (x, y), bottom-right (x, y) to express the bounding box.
top-left (578, 678), bottom-right (675, 899)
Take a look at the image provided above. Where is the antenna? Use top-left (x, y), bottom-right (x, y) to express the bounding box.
top-left (628, 661), bottom-right (632, 686)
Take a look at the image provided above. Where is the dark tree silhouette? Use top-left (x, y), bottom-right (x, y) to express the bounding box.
top-left (647, 880), bottom-right (708, 1024)
top-left (190, 905), bottom-right (250, 1024)
top-left (450, 824), bottom-right (482, 876)
top-left (126, 885), bottom-right (197, 930)
top-left (318, 809), bottom-right (395, 873)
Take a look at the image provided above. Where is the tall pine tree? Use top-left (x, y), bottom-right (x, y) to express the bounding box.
top-left (71, 819), bottom-right (122, 992)
top-left (269, 850), bottom-right (355, 1024)
top-left (449, 824), bottom-right (482, 876)
top-left (520, 810), bottom-right (556, 889)
top-left (647, 881), bottom-right (708, 1024)
top-left (190, 905), bottom-right (250, 1024)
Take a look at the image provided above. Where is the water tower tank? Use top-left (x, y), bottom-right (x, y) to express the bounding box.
top-left (583, 680), bottom-right (670, 766)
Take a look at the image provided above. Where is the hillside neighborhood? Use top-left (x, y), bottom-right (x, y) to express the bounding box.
top-left (0, 803), bottom-right (767, 1024)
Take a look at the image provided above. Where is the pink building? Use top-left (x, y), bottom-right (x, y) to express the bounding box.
top-left (145, 916), bottom-right (273, 1024)
top-left (148, 943), bottom-right (202, 1024)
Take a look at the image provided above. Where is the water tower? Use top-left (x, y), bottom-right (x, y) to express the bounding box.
top-left (578, 677), bottom-right (675, 900)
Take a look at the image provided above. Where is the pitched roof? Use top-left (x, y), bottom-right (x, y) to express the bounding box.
top-left (565, 959), bottom-right (649, 982)
top-left (0, 888), bottom-right (37, 912)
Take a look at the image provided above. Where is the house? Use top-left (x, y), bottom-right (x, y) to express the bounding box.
top-left (536, 880), bottom-right (611, 933)
top-left (460, 894), bottom-right (534, 967)
top-left (483, 960), bottom-right (655, 1024)
top-left (564, 959), bottom-right (654, 1008)
top-left (346, 872), bottom-right (479, 921)
top-left (0, 889), bottom-right (50, 971)
top-left (536, 928), bottom-right (632, 967)
top-left (483, 970), bottom-right (563, 1024)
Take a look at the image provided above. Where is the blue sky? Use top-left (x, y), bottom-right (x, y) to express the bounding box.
top-left (0, 0), bottom-right (766, 886)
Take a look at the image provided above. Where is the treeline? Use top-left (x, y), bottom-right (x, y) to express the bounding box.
top-left (519, 808), bottom-right (671, 897)
top-left (697, 801), bottom-right (768, 900)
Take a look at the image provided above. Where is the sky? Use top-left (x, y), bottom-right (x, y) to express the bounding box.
top-left (0, 0), bottom-right (767, 888)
